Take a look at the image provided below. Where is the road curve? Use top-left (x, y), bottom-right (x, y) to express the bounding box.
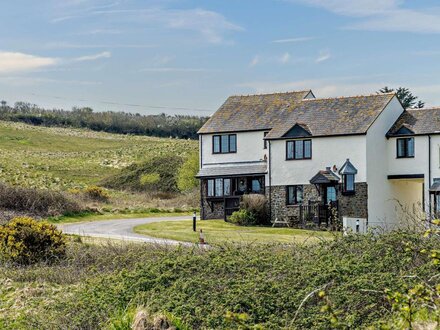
top-left (57, 216), bottom-right (191, 245)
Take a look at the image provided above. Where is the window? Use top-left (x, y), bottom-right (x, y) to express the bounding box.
top-left (264, 132), bottom-right (269, 149)
top-left (206, 178), bottom-right (231, 197)
top-left (251, 178), bottom-right (262, 193)
top-left (213, 134), bottom-right (237, 154)
top-left (342, 174), bottom-right (355, 195)
top-left (286, 140), bottom-right (312, 160)
top-left (397, 138), bottom-right (415, 158)
top-left (286, 185), bottom-right (303, 205)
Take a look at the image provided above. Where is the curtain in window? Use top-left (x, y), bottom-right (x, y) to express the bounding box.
top-left (207, 180), bottom-right (214, 197)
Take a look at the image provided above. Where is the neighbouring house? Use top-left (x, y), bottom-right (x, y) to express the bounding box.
top-left (196, 90), bottom-right (440, 230)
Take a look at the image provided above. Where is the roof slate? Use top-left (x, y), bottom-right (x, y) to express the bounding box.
top-left (197, 91), bottom-right (312, 134)
top-left (196, 163), bottom-right (267, 178)
top-left (387, 108), bottom-right (440, 136)
top-left (266, 93), bottom-right (396, 139)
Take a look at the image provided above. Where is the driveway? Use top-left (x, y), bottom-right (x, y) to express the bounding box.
top-left (57, 216), bottom-right (191, 245)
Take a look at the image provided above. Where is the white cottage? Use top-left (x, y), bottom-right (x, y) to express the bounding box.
top-left (196, 90), bottom-right (439, 229)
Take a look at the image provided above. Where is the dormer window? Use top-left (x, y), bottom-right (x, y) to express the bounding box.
top-left (213, 134), bottom-right (237, 154)
top-left (339, 159), bottom-right (358, 195)
top-left (397, 138), bottom-right (414, 158)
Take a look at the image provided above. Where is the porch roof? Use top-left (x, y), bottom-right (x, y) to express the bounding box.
top-left (430, 181), bottom-right (440, 193)
top-left (310, 168), bottom-right (340, 184)
top-left (196, 163), bottom-right (267, 178)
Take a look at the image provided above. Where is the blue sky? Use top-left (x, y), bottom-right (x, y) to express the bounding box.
top-left (1, 0), bottom-right (440, 115)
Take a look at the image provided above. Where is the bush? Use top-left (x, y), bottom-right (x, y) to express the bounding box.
top-left (240, 194), bottom-right (269, 225)
top-left (177, 152), bottom-right (199, 192)
top-left (102, 155), bottom-right (184, 193)
top-left (0, 182), bottom-right (81, 216)
top-left (0, 217), bottom-right (66, 265)
top-left (230, 194), bottom-right (269, 226)
top-left (140, 173), bottom-right (161, 186)
top-left (84, 185), bottom-right (110, 202)
top-left (229, 209), bottom-right (257, 226)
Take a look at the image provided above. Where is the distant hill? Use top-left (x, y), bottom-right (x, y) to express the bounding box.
top-left (0, 101), bottom-right (208, 139)
top-left (0, 121), bottom-right (198, 191)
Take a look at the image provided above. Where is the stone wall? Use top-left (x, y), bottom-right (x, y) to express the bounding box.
top-left (338, 182), bottom-right (368, 219)
top-left (200, 183), bottom-right (225, 220)
top-left (267, 182), bottom-right (368, 222)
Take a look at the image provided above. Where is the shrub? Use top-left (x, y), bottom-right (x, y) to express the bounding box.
top-left (229, 209), bottom-right (257, 226)
top-left (233, 194), bottom-right (269, 226)
top-left (102, 155), bottom-right (184, 193)
top-left (0, 217), bottom-right (66, 265)
top-left (140, 173), bottom-right (160, 186)
top-left (84, 185), bottom-right (110, 202)
top-left (177, 152), bottom-right (199, 192)
top-left (0, 182), bottom-right (81, 216)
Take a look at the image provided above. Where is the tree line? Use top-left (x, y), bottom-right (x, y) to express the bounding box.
top-left (0, 101), bottom-right (209, 139)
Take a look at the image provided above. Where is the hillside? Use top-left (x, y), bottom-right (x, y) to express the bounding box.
top-left (0, 121), bottom-right (198, 191)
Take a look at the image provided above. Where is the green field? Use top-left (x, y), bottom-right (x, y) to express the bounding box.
top-left (134, 219), bottom-right (333, 244)
top-left (0, 121), bottom-right (197, 191)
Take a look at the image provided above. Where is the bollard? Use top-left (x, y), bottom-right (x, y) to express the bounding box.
top-left (193, 211), bottom-right (197, 232)
top-left (199, 229), bottom-right (205, 245)
top-left (356, 219), bottom-right (360, 233)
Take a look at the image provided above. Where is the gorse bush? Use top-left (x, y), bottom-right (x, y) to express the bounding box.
top-left (0, 182), bottom-right (81, 216)
top-left (84, 185), bottom-right (110, 202)
top-left (102, 155), bottom-right (184, 192)
top-left (0, 217), bottom-right (66, 265)
top-left (17, 230), bottom-right (436, 329)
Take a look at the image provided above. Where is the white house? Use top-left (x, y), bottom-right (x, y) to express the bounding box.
top-left (196, 90), bottom-right (440, 229)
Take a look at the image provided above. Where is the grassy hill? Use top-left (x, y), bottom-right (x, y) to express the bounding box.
top-left (0, 121), bottom-right (197, 191)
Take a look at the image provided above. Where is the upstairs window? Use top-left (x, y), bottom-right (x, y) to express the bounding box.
top-left (286, 139), bottom-right (312, 160)
top-left (213, 134), bottom-right (237, 154)
top-left (286, 185), bottom-right (303, 205)
top-left (397, 138), bottom-right (414, 158)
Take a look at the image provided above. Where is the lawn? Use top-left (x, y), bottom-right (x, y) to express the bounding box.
top-left (134, 219), bottom-right (334, 244)
top-left (49, 211), bottom-right (191, 224)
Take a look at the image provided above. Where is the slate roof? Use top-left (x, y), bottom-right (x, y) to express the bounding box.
top-left (387, 108), bottom-right (440, 136)
top-left (339, 159), bottom-right (358, 175)
top-left (266, 93), bottom-right (396, 139)
top-left (197, 91), bottom-right (312, 134)
top-left (310, 168), bottom-right (340, 184)
top-left (196, 163), bottom-right (267, 178)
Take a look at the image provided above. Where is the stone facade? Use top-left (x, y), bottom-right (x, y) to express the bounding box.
top-left (200, 183), bottom-right (225, 220)
top-left (267, 182), bottom-right (368, 223)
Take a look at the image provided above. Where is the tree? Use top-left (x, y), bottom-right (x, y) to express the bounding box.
top-left (379, 87), bottom-right (424, 110)
top-left (177, 152), bottom-right (199, 192)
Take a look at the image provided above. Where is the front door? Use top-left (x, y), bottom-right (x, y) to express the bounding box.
top-left (325, 185), bottom-right (337, 205)
top-left (320, 184), bottom-right (338, 226)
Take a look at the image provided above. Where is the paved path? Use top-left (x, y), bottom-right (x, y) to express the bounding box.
top-left (57, 216), bottom-right (191, 245)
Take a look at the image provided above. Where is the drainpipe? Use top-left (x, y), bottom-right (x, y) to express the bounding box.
top-left (429, 135), bottom-right (432, 218)
top-left (268, 140), bottom-right (272, 221)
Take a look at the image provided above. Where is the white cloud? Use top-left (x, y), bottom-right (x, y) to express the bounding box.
top-left (0, 52), bottom-right (58, 73)
top-left (73, 51), bottom-right (111, 62)
top-left (288, 0), bottom-right (440, 34)
top-left (272, 36), bottom-right (315, 43)
top-left (279, 52), bottom-right (291, 64)
top-left (316, 50), bottom-right (331, 63)
top-left (44, 42), bottom-right (155, 49)
top-left (141, 67), bottom-right (210, 73)
top-left (52, 7), bottom-right (243, 44)
top-left (249, 55), bottom-right (260, 67)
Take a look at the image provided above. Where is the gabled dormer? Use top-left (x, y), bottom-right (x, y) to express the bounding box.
top-left (283, 123), bottom-right (312, 138)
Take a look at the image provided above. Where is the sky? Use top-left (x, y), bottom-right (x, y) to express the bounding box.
top-left (1, 0), bottom-right (440, 116)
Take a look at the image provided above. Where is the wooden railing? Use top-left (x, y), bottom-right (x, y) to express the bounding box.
top-left (289, 202), bottom-right (339, 229)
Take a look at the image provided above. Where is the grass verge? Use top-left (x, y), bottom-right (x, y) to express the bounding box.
top-left (134, 219), bottom-right (334, 244)
top-left (49, 211), bottom-right (191, 224)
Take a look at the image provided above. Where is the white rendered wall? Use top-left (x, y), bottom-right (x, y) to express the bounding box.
top-left (366, 96), bottom-right (406, 227)
top-left (269, 135), bottom-right (367, 186)
top-left (200, 131), bottom-right (268, 166)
